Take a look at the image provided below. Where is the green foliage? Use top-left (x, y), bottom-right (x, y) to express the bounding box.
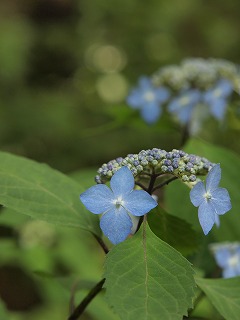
top-left (0, 151), bottom-right (101, 236)
top-left (104, 222), bottom-right (195, 320)
top-left (0, 207), bottom-right (111, 320)
top-left (196, 277), bottom-right (240, 320)
top-left (147, 206), bottom-right (199, 256)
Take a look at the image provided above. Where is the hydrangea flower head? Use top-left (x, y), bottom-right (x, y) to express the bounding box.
top-left (210, 243), bottom-right (240, 278)
top-left (203, 79), bottom-right (233, 120)
top-left (190, 164), bottom-right (231, 235)
top-left (80, 166), bottom-right (157, 244)
top-left (167, 89), bottom-right (201, 124)
top-left (126, 76), bottom-right (170, 124)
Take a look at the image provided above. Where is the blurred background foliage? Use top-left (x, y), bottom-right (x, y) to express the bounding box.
top-left (0, 0), bottom-right (240, 319)
top-left (0, 0), bottom-right (240, 172)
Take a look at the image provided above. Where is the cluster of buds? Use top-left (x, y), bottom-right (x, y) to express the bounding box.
top-left (95, 148), bottom-right (214, 186)
top-left (153, 58), bottom-right (240, 92)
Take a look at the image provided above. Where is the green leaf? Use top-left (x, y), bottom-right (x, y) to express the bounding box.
top-left (104, 222), bottom-right (195, 320)
top-left (0, 152), bottom-right (101, 235)
top-left (165, 180), bottom-right (200, 232)
top-left (147, 206), bottom-right (199, 256)
top-left (196, 277), bottom-right (240, 320)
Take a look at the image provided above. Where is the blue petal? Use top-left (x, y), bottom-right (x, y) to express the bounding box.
top-left (127, 89), bottom-right (143, 108)
top-left (211, 188), bottom-right (232, 215)
top-left (176, 103), bottom-right (195, 124)
top-left (223, 267), bottom-right (239, 278)
top-left (124, 190), bottom-right (158, 216)
top-left (203, 90), bottom-right (213, 104)
top-left (215, 248), bottom-right (232, 268)
top-left (154, 87), bottom-right (170, 103)
top-left (210, 98), bottom-right (228, 120)
top-left (110, 166), bottom-right (134, 197)
top-left (168, 98), bottom-right (181, 113)
top-left (100, 207), bottom-right (133, 244)
top-left (140, 101), bottom-right (162, 124)
top-left (214, 213), bottom-right (220, 227)
top-left (80, 184), bottom-right (114, 214)
top-left (198, 201), bottom-right (215, 235)
top-left (206, 164), bottom-right (221, 192)
top-left (216, 79), bottom-right (233, 97)
top-left (190, 181), bottom-right (206, 207)
top-left (139, 76), bottom-right (152, 89)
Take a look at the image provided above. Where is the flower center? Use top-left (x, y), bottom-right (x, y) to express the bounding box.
top-left (113, 197), bottom-right (124, 209)
top-left (143, 90), bottom-right (155, 102)
top-left (204, 191), bottom-right (212, 201)
top-left (228, 254), bottom-right (240, 268)
top-left (213, 88), bottom-right (222, 98)
top-left (179, 96), bottom-right (190, 106)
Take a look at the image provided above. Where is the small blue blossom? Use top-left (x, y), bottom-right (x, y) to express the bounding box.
top-left (211, 243), bottom-right (240, 278)
top-left (167, 89), bottom-right (201, 124)
top-left (80, 166), bottom-right (157, 244)
top-left (126, 76), bottom-right (170, 124)
top-left (190, 164), bottom-right (231, 235)
top-left (203, 79), bottom-right (233, 120)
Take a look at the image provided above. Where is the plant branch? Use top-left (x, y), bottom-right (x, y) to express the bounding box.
top-left (93, 234), bottom-right (109, 254)
top-left (135, 181), bottom-right (148, 191)
top-left (147, 173), bottom-right (157, 194)
top-left (68, 278), bottom-right (106, 320)
top-left (152, 176), bottom-right (178, 192)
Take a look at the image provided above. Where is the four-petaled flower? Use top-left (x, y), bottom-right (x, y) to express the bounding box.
top-left (211, 243), bottom-right (240, 278)
top-left (126, 76), bottom-right (170, 124)
top-left (80, 166), bottom-right (157, 244)
top-left (167, 89), bottom-right (201, 124)
top-left (190, 164), bottom-right (231, 235)
top-left (203, 79), bottom-right (233, 120)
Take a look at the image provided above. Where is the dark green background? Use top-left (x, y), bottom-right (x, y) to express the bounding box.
top-left (0, 0), bottom-right (239, 172)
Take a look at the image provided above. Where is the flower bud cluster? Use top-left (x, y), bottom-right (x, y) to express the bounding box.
top-left (153, 58), bottom-right (240, 92)
top-left (95, 148), bottom-right (214, 185)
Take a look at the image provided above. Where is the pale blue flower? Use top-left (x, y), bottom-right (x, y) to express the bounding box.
top-left (203, 79), bottom-right (233, 120)
top-left (126, 76), bottom-right (170, 124)
top-left (190, 164), bottom-right (231, 235)
top-left (167, 89), bottom-right (201, 124)
top-left (211, 243), bottom-right (240, 278)
top-left (80, 166), bottom-right (157, 244)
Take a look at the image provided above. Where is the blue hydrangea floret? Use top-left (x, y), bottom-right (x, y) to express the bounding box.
top-left (203, 79), bottom-right (233, 120)
top-left (210, 242), bottom-right (240, 278)
top-left (168, 89), bottom-right (201, 124)
top-left (126, 76), bottom-right (170, 124)
top-left (80, 166), bottom-right (157, 244)
top-left (190, 164), bottom-right (231, 235)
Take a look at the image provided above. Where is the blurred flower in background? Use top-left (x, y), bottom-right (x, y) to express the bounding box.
top-left (210, 242), bottom-right (240, 278)
top-left (126, 76), bottom-right (170, 124)
top-left (126, 58), bottom-right (240, 135)
top-left (203, 79), bottom-right (233, 120)
top-left (168, 89), bottom-right (201, 124)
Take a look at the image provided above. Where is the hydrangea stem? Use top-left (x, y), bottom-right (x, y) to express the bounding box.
top-left (152, 176), bottom-right (178, 192)
top-left (147, 171), bottom-right (157, 194)
top-left (68, 278), bottom-right (105, 320)
top-left (93, 234), bottom-right (109, 254)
